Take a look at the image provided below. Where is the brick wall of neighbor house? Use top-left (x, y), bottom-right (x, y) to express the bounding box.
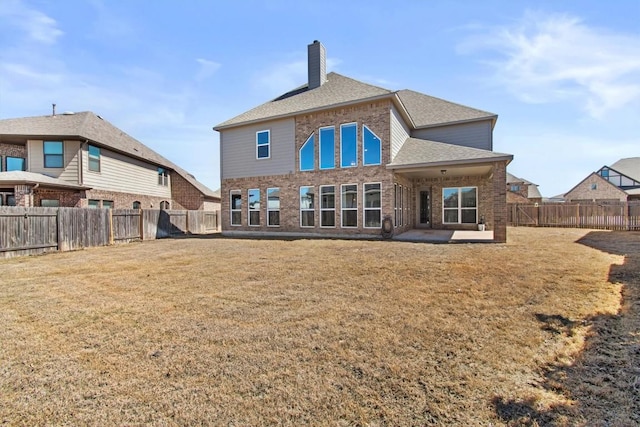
top-left (14, 185), bottom-right (33, 207)
top-left (170, 172), bottom-right (205, 210)
top-left (507, 183), bottom-right (529, 200)
top-left (0, 143), bottom-right (27, 158)
top-left (83, 189), bottom-right (170, 209)
top-left (507, 190), bottom-right (530, 204)
top-left (221, 100), bottom-right (394, 235)
top-left (565, 174), bottom-right (628, 202)
top-left (34, 189), bottom-right (85, 207)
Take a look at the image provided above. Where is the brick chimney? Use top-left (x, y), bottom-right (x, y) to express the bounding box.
top-left (307, 40), bottom-right (327, 90)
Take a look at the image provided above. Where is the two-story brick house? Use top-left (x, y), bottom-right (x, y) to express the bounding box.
top-left (506, 172), bottom-right (542, 204)
top-left (564, 157), bottom-right (640, 202)
top-left (0, 111), bottom-right (220, 209)
top-left (214, 41), bottom-right (513, 242)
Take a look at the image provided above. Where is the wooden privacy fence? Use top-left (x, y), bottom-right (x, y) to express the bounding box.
top-left (508, 202), bottom-right (640, 231)
top-left (0, 207), bottom-right (219, 258)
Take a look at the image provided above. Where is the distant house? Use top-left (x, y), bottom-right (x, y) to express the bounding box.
top-left (0, 111), bottom-right (220, 210)
top-left (564, 157), bottom-right (640, 203)
top-left (506, 172), bottom-right (542, 204)
top-left (214, 41), bottom-right (513, 242)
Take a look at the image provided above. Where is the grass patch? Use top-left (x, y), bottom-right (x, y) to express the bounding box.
top-left (1, 227), bottom-right (638, 425)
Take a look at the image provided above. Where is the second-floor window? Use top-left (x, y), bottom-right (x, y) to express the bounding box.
top-left (363, 125), bottom-right (381, 165)
top-left (340, 123), bottom-right (357, 168)
top-left (44, 141), bottom-right (63, 168)
top-left (158, 167), bottom-right (169, 186)
top-left (88, 145), bottom-right (101, 172)
top-left (319, 126), bottom-right (335, 169)
top-left (6, 156), bottom-right (26, 171)
top-left (299, 134), bottom-right (314, 171)
top-left (256, 130), bottom-right (270, 159)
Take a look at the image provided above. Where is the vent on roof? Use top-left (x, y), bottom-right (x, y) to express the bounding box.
top-left (62, 111), bottom-right (75, 115)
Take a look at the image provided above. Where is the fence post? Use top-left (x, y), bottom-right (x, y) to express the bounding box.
top-left (108, 209), bottom-right (114, 245)
top-left (56, 208), bottom-right (63, 252)
top-left (139, 209), bottom-right (144, 241)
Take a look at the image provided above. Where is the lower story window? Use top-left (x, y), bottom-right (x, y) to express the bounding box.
top-left (363, 183), bottom-right (381, 228)
top-left (230, 190), bottom-right (241, 226)
top-left (133, 201), bottom-right (141, 209)
top-left (103, 200), bottom-right (114, 209)
top-left (248, 188), bottom-right (260, 226)
top-left (159, 201), bottom-right (170, 210)
top-left (88, 199), bottom-right (100, 208)
top-left (320, 185), bottom-right (335, 227)
top-left (443, 187), bottom-right (477, 224)
top-left (40, 199), bottom-right (60, 207)
top-left (300, 186), bottom-right (314, 227)
top-left (341, 184), bottom-right (358, 227)
top-left (267, 187), bottom-right (280, 226)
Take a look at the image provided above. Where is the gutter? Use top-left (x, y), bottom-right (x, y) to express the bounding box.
top-left (387, 155), bottom-right (513, 170)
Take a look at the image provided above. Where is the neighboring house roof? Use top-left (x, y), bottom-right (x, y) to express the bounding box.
top-left (0, 112), bottom-right (218, 199)
top-left (506, 172), bottom-right (542, 199)
top-left (387, 137), bottom-right (512, 169)
top-left (608, 157), bottom-right (640, 181)
top-left (564, 171), bottom-right (626, 198)
top-left (0, 171), bottom-right (90, 190)
top-left (214, 72), bottom-right (496, 130)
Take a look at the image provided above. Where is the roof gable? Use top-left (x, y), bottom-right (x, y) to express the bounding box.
top-left (609, 157), bottom-right (640, 181)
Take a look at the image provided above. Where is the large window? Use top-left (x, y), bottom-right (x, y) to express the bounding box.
top-left (319, 126), bottom-right (335, 169)
top-left (341, 184), bottom-right (358, 227)
top-left (248, 188), bottom-right (260, 226)
top-left (158, 167), bottom-right (169, 186)
top-left (300, 186), bottom-right (315, 227)
top-left (40, 199), bottom-right (59, 207)
top-left (299, 133), bottom-right (315, 171)
top-left (443, 187), bottom-right (477, 224)
top-left (364, 183), bottom-right (381, 228)
top-left (88, 199), bottom-right (100, 208)
top-left (267, 188), bottom-right (280, 227)
top-left (6, 156), bottom-right (26, 171)
top-left (230, 190), bottom-right (242, 226)
top-left (320, 185), bottom-right (335, 227)
top-left (102, 200), bottom-right (114, 209)
top-left (340, 123), bottom-right (357, 168)
top-left (88, 145), bottom-right (101, 172)
top-left (363, 125), bottom-right (381, 165)
top-left (256, 130), bottom-right (270, 159)
top-left (44, 141), bottom-right (63, 168)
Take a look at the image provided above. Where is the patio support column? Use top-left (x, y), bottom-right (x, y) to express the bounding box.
top-left (492, 161), bottom-right (508, 243)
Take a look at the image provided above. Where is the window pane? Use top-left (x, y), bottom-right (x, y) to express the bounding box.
top-left (268, 211), bottom-right (280, 226)
top-left (342, 185), bottom-right (357, 208)
top-left (342, 210), bottom-right (357, 227)
top-left (321, 210), bottom-right (335, 227)
top-left (300, 134), bottom-right (314, 171)
top-left (248, 189), bottom-right (260, 210)
top-left (40, 199), bottom-right (60, 207)
top-left (300, 187), bottom-right (314, 209)
top-left (340, 123), bottom-right (357, 167)
top-left (231, 193), bottom-right (242, 210)
top-left (6, 157), bottom-right (25, 171)
top-left (363, 126), bottom-right (381, 165)
top-left (364, 210), bottom-right (381, 227)
top-left (231, 211), bottom-right (241, 225)
top-left (443, 188), bottom-right (459, 208)
top-left (44, 141), bottom-right (63, 154)
top-left (461, 187), bottom-right (477, 208)
top-left (443, 209), bottom-right (458, 223)
top-left (301, 211), bottom-right (314, 227)
top-left (7, 195), bottom-right (16, 206)
top-left (89, 158), bottom-right (100, 172)
top-left (267, 188), bottom-right (280, 209)
top-left (257, 131), bottom-right (269, 145)
top-left (321, 186), bottom-right (335, 209)
top-left (88, 199), bottom-right (100, 208)
top-left (364, 183), bottom-right (381, 208)
top-left (45, 155), bottom-right (63, 168)
top-left (320, 127), bottom-right (335, 169)
top-left (257, 145), bottom-right (269, 159)
top-left (102, 200), bottom-right (113, 209)
top-left (249, 211), bottom-right (260, 225)
top-left (89, 145), bottom-right (100, 157)
top-left (461, 209), bottom-right (476, 223)
top-left (133, 201), bottom-right (141, 209)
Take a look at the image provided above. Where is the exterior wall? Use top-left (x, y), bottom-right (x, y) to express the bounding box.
top-left (27, 140), bottom-right (80, 183)
top-left (392, 173), bottom-right (414, 235)
top-left (170, 171), bottom-right (213, 210)
top-left (565, 173), bottom-right (628, 202)
top-left (0, 143), bottom-right (27, 170)
top-left (203, 200), bottom-right (221, 211)
top-left (411, 120), bottom-right (493, 150)
top-left (82, 146), bottom-right (172, 198)
top-left (220, 100), bottom-right (393, 236)
top-left (82, 189), bottom-right (170, 209)
top-left (221, 118), bottom-right (295, 179)
top-left (390, 105), bottom-right (410, 162)
top-left (507, 190), bottom-right (531, 204)
top-left (34, 188), bottom-right (84, 207)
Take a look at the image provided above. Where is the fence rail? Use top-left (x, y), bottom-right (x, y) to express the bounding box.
top-left (508, 202), bottom-right (640, 231)
top-left (0, 207), bottom-right (219, 258)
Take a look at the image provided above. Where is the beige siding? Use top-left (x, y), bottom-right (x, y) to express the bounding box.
top-left (390, 105), bottom-right (410, 162)
top-left (411, 120), bottom-right (493, 150)
top-left (82, 147), bottom-right (172, 198)
top-left (27, 139), bottom-right (80, 184)
top-left (221, 118), bottom-right (295, 179)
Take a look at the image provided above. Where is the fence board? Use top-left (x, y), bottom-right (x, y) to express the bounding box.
top-left (187, 210), bottom-right (219, 234)
top-left (0, 207), bottom-right (58, 258)
top-left (112, 209), bottom-right (142, 242)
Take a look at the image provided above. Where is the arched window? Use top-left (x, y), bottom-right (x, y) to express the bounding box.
top-left (160, 201), bottom-right (170, 210)
top-left (133, 201), bottom-right (141, 209)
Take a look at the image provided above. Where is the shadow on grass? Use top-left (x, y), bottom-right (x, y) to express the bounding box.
top-left (493, 231), bottom-right (640, 425)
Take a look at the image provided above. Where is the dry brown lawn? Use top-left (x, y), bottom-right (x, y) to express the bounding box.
top-left (1, 227), bottom-right (638, 426)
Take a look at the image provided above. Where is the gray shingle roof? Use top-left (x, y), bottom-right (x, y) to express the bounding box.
top-left (610, 157), bottom-right (640, 181)
top-left (388, 137), bottom-right (512, 168)
top-left (214, 72), bottom-right (496, 130)
top-left (0, 112), bottom-right (218, 199)
top-left (0, 171), bottom-right (90, 189)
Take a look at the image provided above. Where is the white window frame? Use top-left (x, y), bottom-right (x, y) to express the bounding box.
top-left (341, 183), bottom-right (358, 228)
top-left (248, 188), bottom-right (261, 226)
top-left (319, 126), bottom-right (335, 170)
top-left (340, 122), bottom-right (358, 168)
top-left (362, 125), bottom-right (382, 166)
top-left (398, 184), bottom-right (403, 226)
top-left (320, 185), bottom-right (336, 228)
top-left (230, 189), bottom-right (242, 226)
top-left (394, 183), bottom-right (398, 227)
top-left (256, 130), bottom-right (270, 160)
top-left (267, 187), bottom-right (280, 227)
top-left (363, 182), bottom-right (382, 229)
top-left (300, 186), bottom-right (315, 228)
top-left (442, 186), bottom-right (478, 224)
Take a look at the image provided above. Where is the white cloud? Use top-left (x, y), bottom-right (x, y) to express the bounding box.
top-left (459, 11), bottom-right (640, 118)
top-left (0, 0), bottom-right (63, 45)
top-left (195, 58), bottom-right (221, 82)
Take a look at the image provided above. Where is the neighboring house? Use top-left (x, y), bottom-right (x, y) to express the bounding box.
top-left (564, 157), bottom-right (640, 203)
top-left (0, 111), bottom-right (220, 210)
top-left (214, 41), bottom-right (513, 242)
top-left (506, 172), bottom-right (542, 204)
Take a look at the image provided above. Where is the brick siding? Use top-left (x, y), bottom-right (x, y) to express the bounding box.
top-left (565, 174), bottom-right (627, 202)
top-left (170, 171), bottom-right (206, 210)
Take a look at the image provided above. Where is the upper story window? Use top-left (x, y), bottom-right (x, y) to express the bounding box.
top-left (340, 123), bottom-right (357, 168)
top-left (88, 145), bottom-right (101, 172)
top-left (319, 126), bottom-right (335, 169)
top-left (43, 141), bottom-right (64, 168)
top-left (6, 156), bottom-right (26, 171)
top-left (510, 185), bottom-right (520, 192)
top-left (256, 130), bottom-right (270, 159)
top-left (158, 167), bottom-right (169, 186)
top-left (299, 133), bottom-right (315, 171)
top-left (363, 125), bottom-right (381, 165)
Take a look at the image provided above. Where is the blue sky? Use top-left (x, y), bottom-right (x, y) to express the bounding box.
top-left (1, 0), bottom-right (639, 197)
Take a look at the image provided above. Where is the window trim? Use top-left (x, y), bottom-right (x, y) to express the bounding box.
top-left (267, 187), bottom-right (280, 227)
top-left (158, 167), bottom-right (169, 186)
top-left (230, 189), bottom-right (242, 226)
top-left (363, 182), bottom-right (382, 229)
top-left (248, 188), bottom-right (261, 226)
top-left (320, 185), bottom-right (336, 228)
top-left (340, 122), bottom-right (358, 168)
top-left (341, 183), bottom-right (358, 228)
top-left (299, 133), bottom-right (315, 171)
top-left (363, 125), bottom-right (382, 166)
top-left (43, 141), bottom-right (64, 168)
top-left (256, 130), bottom-right (271, 160)
top-left (442, 186), bottom-right (478, 224)
top-left (300, 186), bottom-right (315, 228)
top-left (88, 145), bottom-right (101, 172)
top-left (319, 126), bottom-right (335, 170)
